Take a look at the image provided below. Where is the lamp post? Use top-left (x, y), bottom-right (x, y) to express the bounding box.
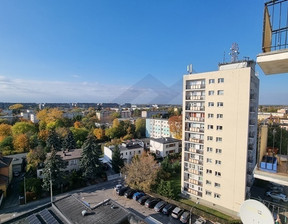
top-left (23, 176), bottom-right (26, 204)
top-left (189, 200), bottom-right (199, 224)
top-left (48, 168), bottom-right (53, 203)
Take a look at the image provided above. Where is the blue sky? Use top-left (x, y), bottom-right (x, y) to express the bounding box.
top-left (0, 0), bottom-right (287, 104)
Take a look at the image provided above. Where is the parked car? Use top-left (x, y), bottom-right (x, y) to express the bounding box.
top-left (117, 186), bottom-right (130, 196)
top-left (171, 207), bottom-right (184, 219)
top-left (162, 203), bottom-right (176, 215)
top-left (266, 191), bottom-right (288, 202)
top-left (195, 217), bottom-right (206, 224)
top-left (145, 198), bottom-right (161, 208)
top-left (115, 184), bottom-right (123, 191)
top-left (138, 195), bottom-right (151, 205)
top-left (133, 192), bottom-right (145, 201)
top-left (154, 200), bottom-right (167, 212)
top-left (124, 189), bottom-right (137, 199)
top-left (180, 211), bottom-right (190, 223)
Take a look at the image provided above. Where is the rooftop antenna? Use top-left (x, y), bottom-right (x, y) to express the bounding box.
top-left (229, 43), bottom-right (240, 62)
top-left (223, 51), bottom-right (226, 63)
top-left (187, 64), bottom-right (193, 74)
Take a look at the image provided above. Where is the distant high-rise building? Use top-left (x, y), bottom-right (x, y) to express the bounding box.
top-left (181, 60), bottom-right (259, 216)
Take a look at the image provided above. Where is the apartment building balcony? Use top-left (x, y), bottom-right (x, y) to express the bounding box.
top-left (188, 158), bottom-right (203, 165)
top-left (189, 138), bottom-right (204, 144)
top-left (248, 131), bottom-right (255, 138)
top-left (186, 95), bottom-right (205, 101)
top-left (189, 148), bottom-right (204, 154)
top-left (186, 117), bottom-right (205, 123)
top-left (186, 84), bottom-right (206, 90)
top-left (185, 127), bottom-right (204, 133)
top-left (187, 188), bottom-right (203, 197)
top-left (257, 0), bottom-right (288, 75)
top-left (186, 106), bottom-right (205, 112)
top-left (188, 179), bottom-right (203, 187)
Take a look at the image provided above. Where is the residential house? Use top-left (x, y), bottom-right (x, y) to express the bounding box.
top-left (0, 154), bottom-right (13, 197)
top-left (150, 137), bottom-right (181, 158)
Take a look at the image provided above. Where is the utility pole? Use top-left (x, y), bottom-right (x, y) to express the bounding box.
top-left (24, 176), bottom-right (26, 204)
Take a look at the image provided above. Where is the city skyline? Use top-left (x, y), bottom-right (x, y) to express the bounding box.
top-left (0, 0), bottom-right (287, 104)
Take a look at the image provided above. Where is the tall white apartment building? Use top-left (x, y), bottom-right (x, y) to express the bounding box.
top-left (181, 61), bottom-right (259, 216)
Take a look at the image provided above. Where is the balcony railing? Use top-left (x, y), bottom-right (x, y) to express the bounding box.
top-left (189, 138), bottom-right (204, 144)
top-left (186, 96), bottom-right (205, 101)
top-left (187, 117), bottom-right (205, 122)
top-left (189, 148), bottom-right (204, 154)
top-left (186, 106), bottom-right (205, 111)
top-left (186, 84), bottom-right (205, 90)
top-left (188, 158), bottom-right (203, 165)
top-left (185, 127), bottom-right (204, 133)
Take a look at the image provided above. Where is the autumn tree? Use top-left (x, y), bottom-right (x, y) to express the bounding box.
top-left (13, 134), bottom-right (30, 153)
top-left (42, 148), bottom-right (68, 191)
top-left (0, 124), bottom-right (12, 141)
top-left (70, 127), bottom-right (89, 148)
top-left (93, 128), bottom-right (105, 140)
top-left (26, 146), bottom-right (46, 171)
top-left (37, 108), bottom-right (63, 130)
top-left (80, 134), bottom-right (103, 180)
top-left (111, 145), bottom-right (124, 173)
top-left (168, 115), bottom-right (182, 140)
top-left (0, 136), bottom-right (14, 155)
top-left (135, 118), bottom-right (146, 138)
top-left (122, 152), bottom-right (159, 192)
top-left (9, 104), bottom-right (23, 114)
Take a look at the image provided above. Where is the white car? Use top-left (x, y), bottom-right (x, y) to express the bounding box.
top-left (266, 191), bottom-right (288, 202)
top-left (114, 184), bottom-right (123, 191)
top-left (194, 217), bottom-right (206, 224)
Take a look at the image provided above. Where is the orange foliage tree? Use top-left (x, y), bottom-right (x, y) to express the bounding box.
top-left (168, 115), bottom-right (182, 140)
top-left (0, 124), bottom-right (12, 141)
top-left (13, 134), bottom-right (30, 153)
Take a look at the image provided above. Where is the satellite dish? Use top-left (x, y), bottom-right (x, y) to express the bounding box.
top-left (239, 199), bottom-right (274, 224)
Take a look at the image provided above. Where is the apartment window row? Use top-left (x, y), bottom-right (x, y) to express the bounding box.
top-left (207, 125), bottom-right (223, 130)
top-left (207, 147), bottom-right (223, 153)
top-left (206, 169), bottom-right (222, 177)
top-left (208, 102), bottom-right (224, 107)
top-left (206, 158), bottom-right (222, 165)
top-left (205, 191), bottom-right (221, 199)
top-left (208, 78), bottom-right (224, 84)
top-left (206, 180), bottom-right (221, 188)
top-left (208, 90), bottom-right (224, 96)
top-left (207, 113), bottom-right (223, 119)
top-left (207, 136), bottom-right (223, 142)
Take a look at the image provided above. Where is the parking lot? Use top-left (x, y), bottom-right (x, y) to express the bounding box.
top-left (71, 183), bottom-right (211, 224)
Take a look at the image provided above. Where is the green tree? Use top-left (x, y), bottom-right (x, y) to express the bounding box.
top-left (46, 130), bottom-right (62, 152)
top-left (62, 130), bottom-right (76, 150)
top-left (20, 178), bottom-right (42, 198)
top-left (42, 148), bottom-right (68, 191)
top-left (11, 122), bottom-right (37, 136)
top-left (71, 127), bottom-right (89, 148)
top-left (9, 104), bottom-right (23, 114)
top-left (156, 180), bottom-right (176, 199)
top-left (0, 136), bottom-right (14, 155)
top-left (111, 145), bottom-right (124, 173)
top-left (135, 118), bottom-right (146, 138)
top-left (80, 134), bottom-right (103, 180)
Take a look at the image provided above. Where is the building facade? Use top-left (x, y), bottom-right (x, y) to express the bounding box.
top-left (146, 118), bottom-right (171, 138)
top-left (181, 61), bottom-right (259, 216)
top-left (150, 137), bottom-right (181, 158)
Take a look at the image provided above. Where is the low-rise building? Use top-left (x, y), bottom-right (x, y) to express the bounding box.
top-left (6, 153), bottom-right (27, 173)
top-left (150, 137), bottom-right (181, 158)
top-left (104, 141), bottom-right (144, 164)
top-left (37, 149), bottom-right (82, 178)
top-left (0, 154), bottom-right (13, 197)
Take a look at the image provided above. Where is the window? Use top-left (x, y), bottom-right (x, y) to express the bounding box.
top-left (208, 113), bottom-right (214, 118)
top-left (208, 90), bottom-right (214, 95)
top-left (214, 193), bottom-right (221, 199)
top-left (216, 126), bottom-right (223, 130)
top-left (217, 90), bottom-right (224, 95)
top-left (218, 78), bottom-right (224, 83)
top-left (206, 180), bottom-right (212, 185)
top-left (216, 137), bottom-right (222, 142)
top-left (206, 169), bottom-right (212, 174)
top-left (215, 182), bottom-right (221, 188)
top-left (208, 125), bottom-right (213, 130)
top-left (215, 171), bottom-right (221, 177)
top-left (208, 102), bottom-right (214, 107)
top-left (217, 114), bottom-right (223, 119)
top-left (207, 136), bottom-right (213, 141)
top-left (216, 148), bottom-right (222, 154)
top-left (217, 102), bottom-right (224, 107)
top-left (207, 147), bottom-right (213, 152)
top-left (70, 160), bottom-right (77, 165)
top-left (209, 79), bottom-right (215, 84)
top-left (206, 190), bottom-right (212, 196)
top-left (215, 160), bottom-right (221, 165)
top-left (206, 158), bottom-right (212, 163)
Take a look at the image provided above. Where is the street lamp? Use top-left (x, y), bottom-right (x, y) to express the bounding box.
top-left (48, 168), bottom-right (53, 203)
top-left (189, 200), bottom-right (199, 224)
